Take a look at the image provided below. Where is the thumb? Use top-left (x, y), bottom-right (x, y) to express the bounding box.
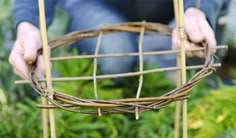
top-left (23, 36), bottom-right (41, 64)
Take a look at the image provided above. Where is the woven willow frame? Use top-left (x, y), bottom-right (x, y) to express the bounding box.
top-left (14, 0), bottom-right (227, 138)
top-left (25, 21), bottom-right (218, 115)
top-left (15, 19), bottom-right (227, 138)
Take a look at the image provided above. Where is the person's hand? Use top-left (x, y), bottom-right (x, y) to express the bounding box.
top-left (9, 22), bottom-right (45, 79)
top-left (172, 7), bottom-right (217, 57)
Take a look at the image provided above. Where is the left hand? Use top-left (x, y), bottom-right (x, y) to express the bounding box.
top-left (172, 7), bottom-right (217, 57)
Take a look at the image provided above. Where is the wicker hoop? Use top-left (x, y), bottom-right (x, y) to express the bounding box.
top-left (28, 22), bottom-right (215, 115)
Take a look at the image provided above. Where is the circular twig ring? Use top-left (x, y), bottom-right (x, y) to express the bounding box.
top-left (28, 22), bottom-right (215, 115)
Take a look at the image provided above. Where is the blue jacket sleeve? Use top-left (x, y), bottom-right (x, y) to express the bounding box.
top-left (13, 0), bottom-right (58, 28)
top-left (184, 0), bottom-right (230, 30)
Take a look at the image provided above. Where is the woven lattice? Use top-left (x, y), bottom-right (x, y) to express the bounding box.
top-left (27, 22), bottom-right (216, 115)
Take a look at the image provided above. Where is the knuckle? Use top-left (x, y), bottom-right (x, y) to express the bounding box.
top-left (186, 26), bottom-right (197, 35)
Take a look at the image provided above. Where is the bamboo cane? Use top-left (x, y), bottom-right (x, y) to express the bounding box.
top-left (38, 0), bottom-right (56, 137)
top-left (42, 98), bottom-right (48, 138)
top-left (176, 0), bottom-right (188, 138)
top-left (173, 0), bottom-right (181, 137)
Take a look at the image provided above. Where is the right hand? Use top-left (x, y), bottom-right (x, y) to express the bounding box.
top-left (9, 22), bottom-right (45, 79)
top-left (172, 8), bottom-right (216, 57)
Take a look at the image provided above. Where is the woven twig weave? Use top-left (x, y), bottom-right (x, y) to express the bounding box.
top-left (28, 22), bottom-right (215, 115)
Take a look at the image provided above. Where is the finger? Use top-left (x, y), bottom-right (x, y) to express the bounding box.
top-left (13, 68), bottom-right (28, 80)
top-left (198, 18), bottom-right (217, 53)
top-left (35, 55), bottom-right (45, 79)
top-left (193, 50), bottom-right (205, 58)
top-left (9, 42), bottom-right (29, 79)
top-left (184, 40), bottom-right (194, 57)
top-left (186, 51), bottom-right (194, 57)
top-left (10, 53), bottom-right (28, 79)
top-left (23, 37), bottom-right (41, 64)
top-left (189, 43), bottom-right (205, 58)
top-left (185, 43), bottom-right (205, 58)
top-left (184, 16), bottom-right (204, 43)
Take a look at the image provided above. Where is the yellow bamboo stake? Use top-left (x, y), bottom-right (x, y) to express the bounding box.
top-left (173, 0), bottom-right (181, 138)
top-left (38, 0), bottom-right (56, 137)
top-left (42, 97), bottom-right (48, 138)
top-left (176, 0), bottom-right (188, 138)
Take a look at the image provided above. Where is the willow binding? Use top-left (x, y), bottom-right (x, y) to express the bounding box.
top-left (28, 22), bottom-right (215, 115)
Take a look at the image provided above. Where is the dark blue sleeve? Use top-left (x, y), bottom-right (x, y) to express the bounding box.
top-left (184, 0), bottom-right (230, 30)
top-left (13, 0), bottom-right (58, 28)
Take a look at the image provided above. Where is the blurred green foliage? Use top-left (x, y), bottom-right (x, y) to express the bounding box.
top-left (188, 87), bottom-right (236, 138)
top-left (1, 1), bottom-right (236, 138)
